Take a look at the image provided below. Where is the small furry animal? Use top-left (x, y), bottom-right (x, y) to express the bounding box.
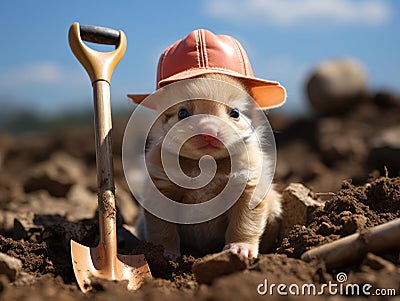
top-left (135, 73), bottom-right (281, 258)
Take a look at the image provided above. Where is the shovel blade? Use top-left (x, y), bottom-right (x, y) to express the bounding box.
top-left (71, 240), bottom-right (152, 293)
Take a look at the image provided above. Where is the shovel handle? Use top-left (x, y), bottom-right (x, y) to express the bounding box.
top-left (68, 22), bottom-right (126, 84)
top-left (79, 25), bottom-right (120, 45)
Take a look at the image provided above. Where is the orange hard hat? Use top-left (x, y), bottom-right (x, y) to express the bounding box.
top-left (128, 29), bottom-right (286, 109)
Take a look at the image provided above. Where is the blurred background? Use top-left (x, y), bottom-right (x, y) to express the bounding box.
top-left (0, 0), bottom-right (399, 131)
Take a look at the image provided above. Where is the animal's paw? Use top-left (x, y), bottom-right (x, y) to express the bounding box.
top-left (163, 249), bottom-right (181, 260)
top-left (223, 242), bottom-right (258, 258)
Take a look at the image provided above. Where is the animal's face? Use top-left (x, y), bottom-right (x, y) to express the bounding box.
top-left (146, 75), bottom-right (265, 160)
top-left (159, 97), bottom-right (254, 160)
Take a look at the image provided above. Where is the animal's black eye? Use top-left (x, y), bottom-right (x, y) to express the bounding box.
top-left (178, 108), bottom-right (190, 119)
top-left (229, 108), bottom-right (240, 119)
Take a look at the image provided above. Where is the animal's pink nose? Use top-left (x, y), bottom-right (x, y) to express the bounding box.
top-left (200, 134), bottom-right (219, 143)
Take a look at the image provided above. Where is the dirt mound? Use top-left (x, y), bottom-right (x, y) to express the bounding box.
top-left (0, 94), bottom-right (399, 300)
top-left (278, 176), bottom-right (400, 259)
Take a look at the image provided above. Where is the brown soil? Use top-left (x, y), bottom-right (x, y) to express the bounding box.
top-left (0, 93), bottom-right (399, 300)
top-left (278, 176), bottom-right (400, 258)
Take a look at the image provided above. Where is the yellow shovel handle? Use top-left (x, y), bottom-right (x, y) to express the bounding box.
top-left (68, 22), bottom-right (126, 84)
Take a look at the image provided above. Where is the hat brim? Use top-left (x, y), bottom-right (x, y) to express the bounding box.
top-left (128, 68), bottom-right (286, 110)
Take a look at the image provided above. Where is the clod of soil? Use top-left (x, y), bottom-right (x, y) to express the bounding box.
top-left (192, 250), bottom-right (249, 284)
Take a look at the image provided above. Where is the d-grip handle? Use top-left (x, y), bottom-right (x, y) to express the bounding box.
top-left (68, 22), bottom-right (126, 84)
top-left (79, 24), bottom-right (120, 45)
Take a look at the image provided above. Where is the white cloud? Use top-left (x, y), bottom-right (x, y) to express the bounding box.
top-left (0, 61), bottom-right (86, 88)
top-left (205, 0), bottom-right (390, 27)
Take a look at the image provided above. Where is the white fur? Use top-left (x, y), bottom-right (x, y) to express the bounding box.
top-left (135, 74), bottom-right (281, 258)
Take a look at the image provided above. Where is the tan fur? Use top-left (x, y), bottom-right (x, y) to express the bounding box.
top-left (135, 74), bottom-right (281, 258)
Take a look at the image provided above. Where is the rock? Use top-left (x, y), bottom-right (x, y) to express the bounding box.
top-left (23, 152), bottom-right (86, 198)
top-left (306, 58), bottom-right (367, 113)
top-left (0, 252), bottom-right (23, 282)
top-left (340, 214), bottom-right (368, 235)
top-left (280, 183), bottom-right (325, 240)
top-left (192, 250), bottom-right (249, 284)
top-left (369, 126), bottom-right (400, 175)
top-left (316, 221), bottom-right (335, 236)
top-left (66, 184), bottom-right (97, 221)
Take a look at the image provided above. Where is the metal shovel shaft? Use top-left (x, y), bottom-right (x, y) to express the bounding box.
top-left (93, 80), bottom-right (118, 273)
top-left (93, 80), bottom-right (114, 192)
top-left (96, 190), bottom-right (117, 275)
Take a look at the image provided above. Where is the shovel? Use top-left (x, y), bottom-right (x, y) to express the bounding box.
top-left (68, 22), bottom-right (151, 293)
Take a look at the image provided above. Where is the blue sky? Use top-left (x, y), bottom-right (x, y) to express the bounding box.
top-left (0, 0), bottom-right (399, 115)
